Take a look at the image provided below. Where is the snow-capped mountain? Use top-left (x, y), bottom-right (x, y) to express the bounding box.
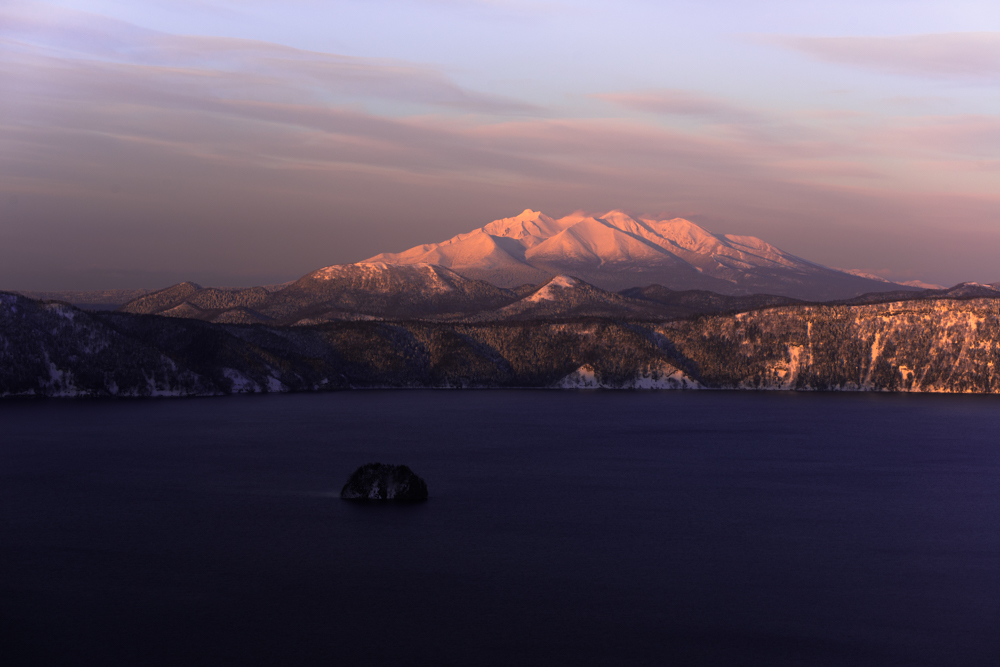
top-left (365, 209), bottom-right (917, 300)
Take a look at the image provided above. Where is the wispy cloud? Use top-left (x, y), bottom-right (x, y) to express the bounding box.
top-left (5, 39), bottom-right (997, 211)
top-left (593, 89), bottom-right (762, 123)
top-left (0, 3), bottom-right (538, 114)
top-left (766, 32), bottom-right (1000, 80)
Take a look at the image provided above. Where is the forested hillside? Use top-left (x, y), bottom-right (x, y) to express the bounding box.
top-left (659, 299), bottom-right (1000, 392)
top-left (3, 291), bottom-right (999, 396)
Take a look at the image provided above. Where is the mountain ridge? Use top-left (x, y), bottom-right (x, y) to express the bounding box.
top-left (114, 261), bottom-right (996, 326)
top-left (364, 208), bottom-right (919, 300)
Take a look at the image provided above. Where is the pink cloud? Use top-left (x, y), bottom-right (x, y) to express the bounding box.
top-left (767, 32), bottom-right (1000, 80)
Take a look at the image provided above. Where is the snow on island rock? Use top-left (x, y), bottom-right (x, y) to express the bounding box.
top-left (341, 463), bottom-right (429, 501)
top-left (556, 362), bottom-right (701, 390)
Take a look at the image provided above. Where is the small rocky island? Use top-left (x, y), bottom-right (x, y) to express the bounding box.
top-left (341, 463), bottom-right (429, 501)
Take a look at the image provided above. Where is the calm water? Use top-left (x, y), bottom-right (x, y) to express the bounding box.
top-left (1, 391), bottom-right (999, 666)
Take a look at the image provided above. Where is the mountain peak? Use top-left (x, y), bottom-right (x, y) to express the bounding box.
top-left (308, 262), bottom-right (464, 293)
top-left (547, 274), bottom-right (579, 288)
top-left (313, 261), bottom-right (423, 279)
top-left (482, 209), bottom-right (564, 245)
top-left (526, 275), bottom-right (580, 302)
top-left (599, 209), bottom-right (632, 218)
top-left (597, 210), bottom-right (641, 226)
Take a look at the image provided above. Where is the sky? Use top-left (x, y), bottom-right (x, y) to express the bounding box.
top-left (1, 0), bottom-right (999, 290)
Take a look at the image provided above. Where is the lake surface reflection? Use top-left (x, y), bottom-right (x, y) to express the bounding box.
top-left (2, 390), bottom-right (999, 665)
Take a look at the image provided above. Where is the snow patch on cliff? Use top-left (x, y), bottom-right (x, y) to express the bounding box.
top-left (222, 368), bottom-right (261, 393)
top-left (556, 362), bottom-right (700, 389)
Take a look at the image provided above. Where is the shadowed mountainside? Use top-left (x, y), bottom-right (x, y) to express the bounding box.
top-left (261, 263), bottom-right (518, 323)
top-left (116, 270), bottom-right (796, 324)
top-left (119, 264), bottom-right (525, 325)
top-left (5, 290), bottom-right (1000, 396)
top-left (119, 282), bottom-right (280, 320)
top-left (619, 285), bottom-right (804, 317)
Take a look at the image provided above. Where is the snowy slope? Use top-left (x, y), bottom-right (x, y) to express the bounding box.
top-left (242, 262), bottom-right (519, 323)
top-left (365, 209), bottom-right (919, 300)
top-left (556, 362), bottom-right (701, 389)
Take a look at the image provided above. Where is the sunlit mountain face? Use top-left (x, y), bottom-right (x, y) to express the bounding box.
top-left (365, 209), bottom-right (915, 300)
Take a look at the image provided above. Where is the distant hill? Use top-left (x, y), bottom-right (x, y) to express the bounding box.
top-left (833, 282), bottom-right (1000, 306)
top-left (14, 288), bottom-right (153, 310)
top-left (119, 263), bottom-right (523, 325)
top-left (119, 282), bottom-right (278, 319)
top-left (471, 275), bottom-right (675, 321)
top-left (620, 285), bottom-right (803, 317)
top-left (260, 262), bottom-right (518, 323)
top-left (116, 261), bottom-right (1000, 327)
top-left (118, 268), bottom-right (803, 324)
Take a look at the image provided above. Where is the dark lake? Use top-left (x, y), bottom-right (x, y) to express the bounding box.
top-left (2, 391), bottom-right (999, 666)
